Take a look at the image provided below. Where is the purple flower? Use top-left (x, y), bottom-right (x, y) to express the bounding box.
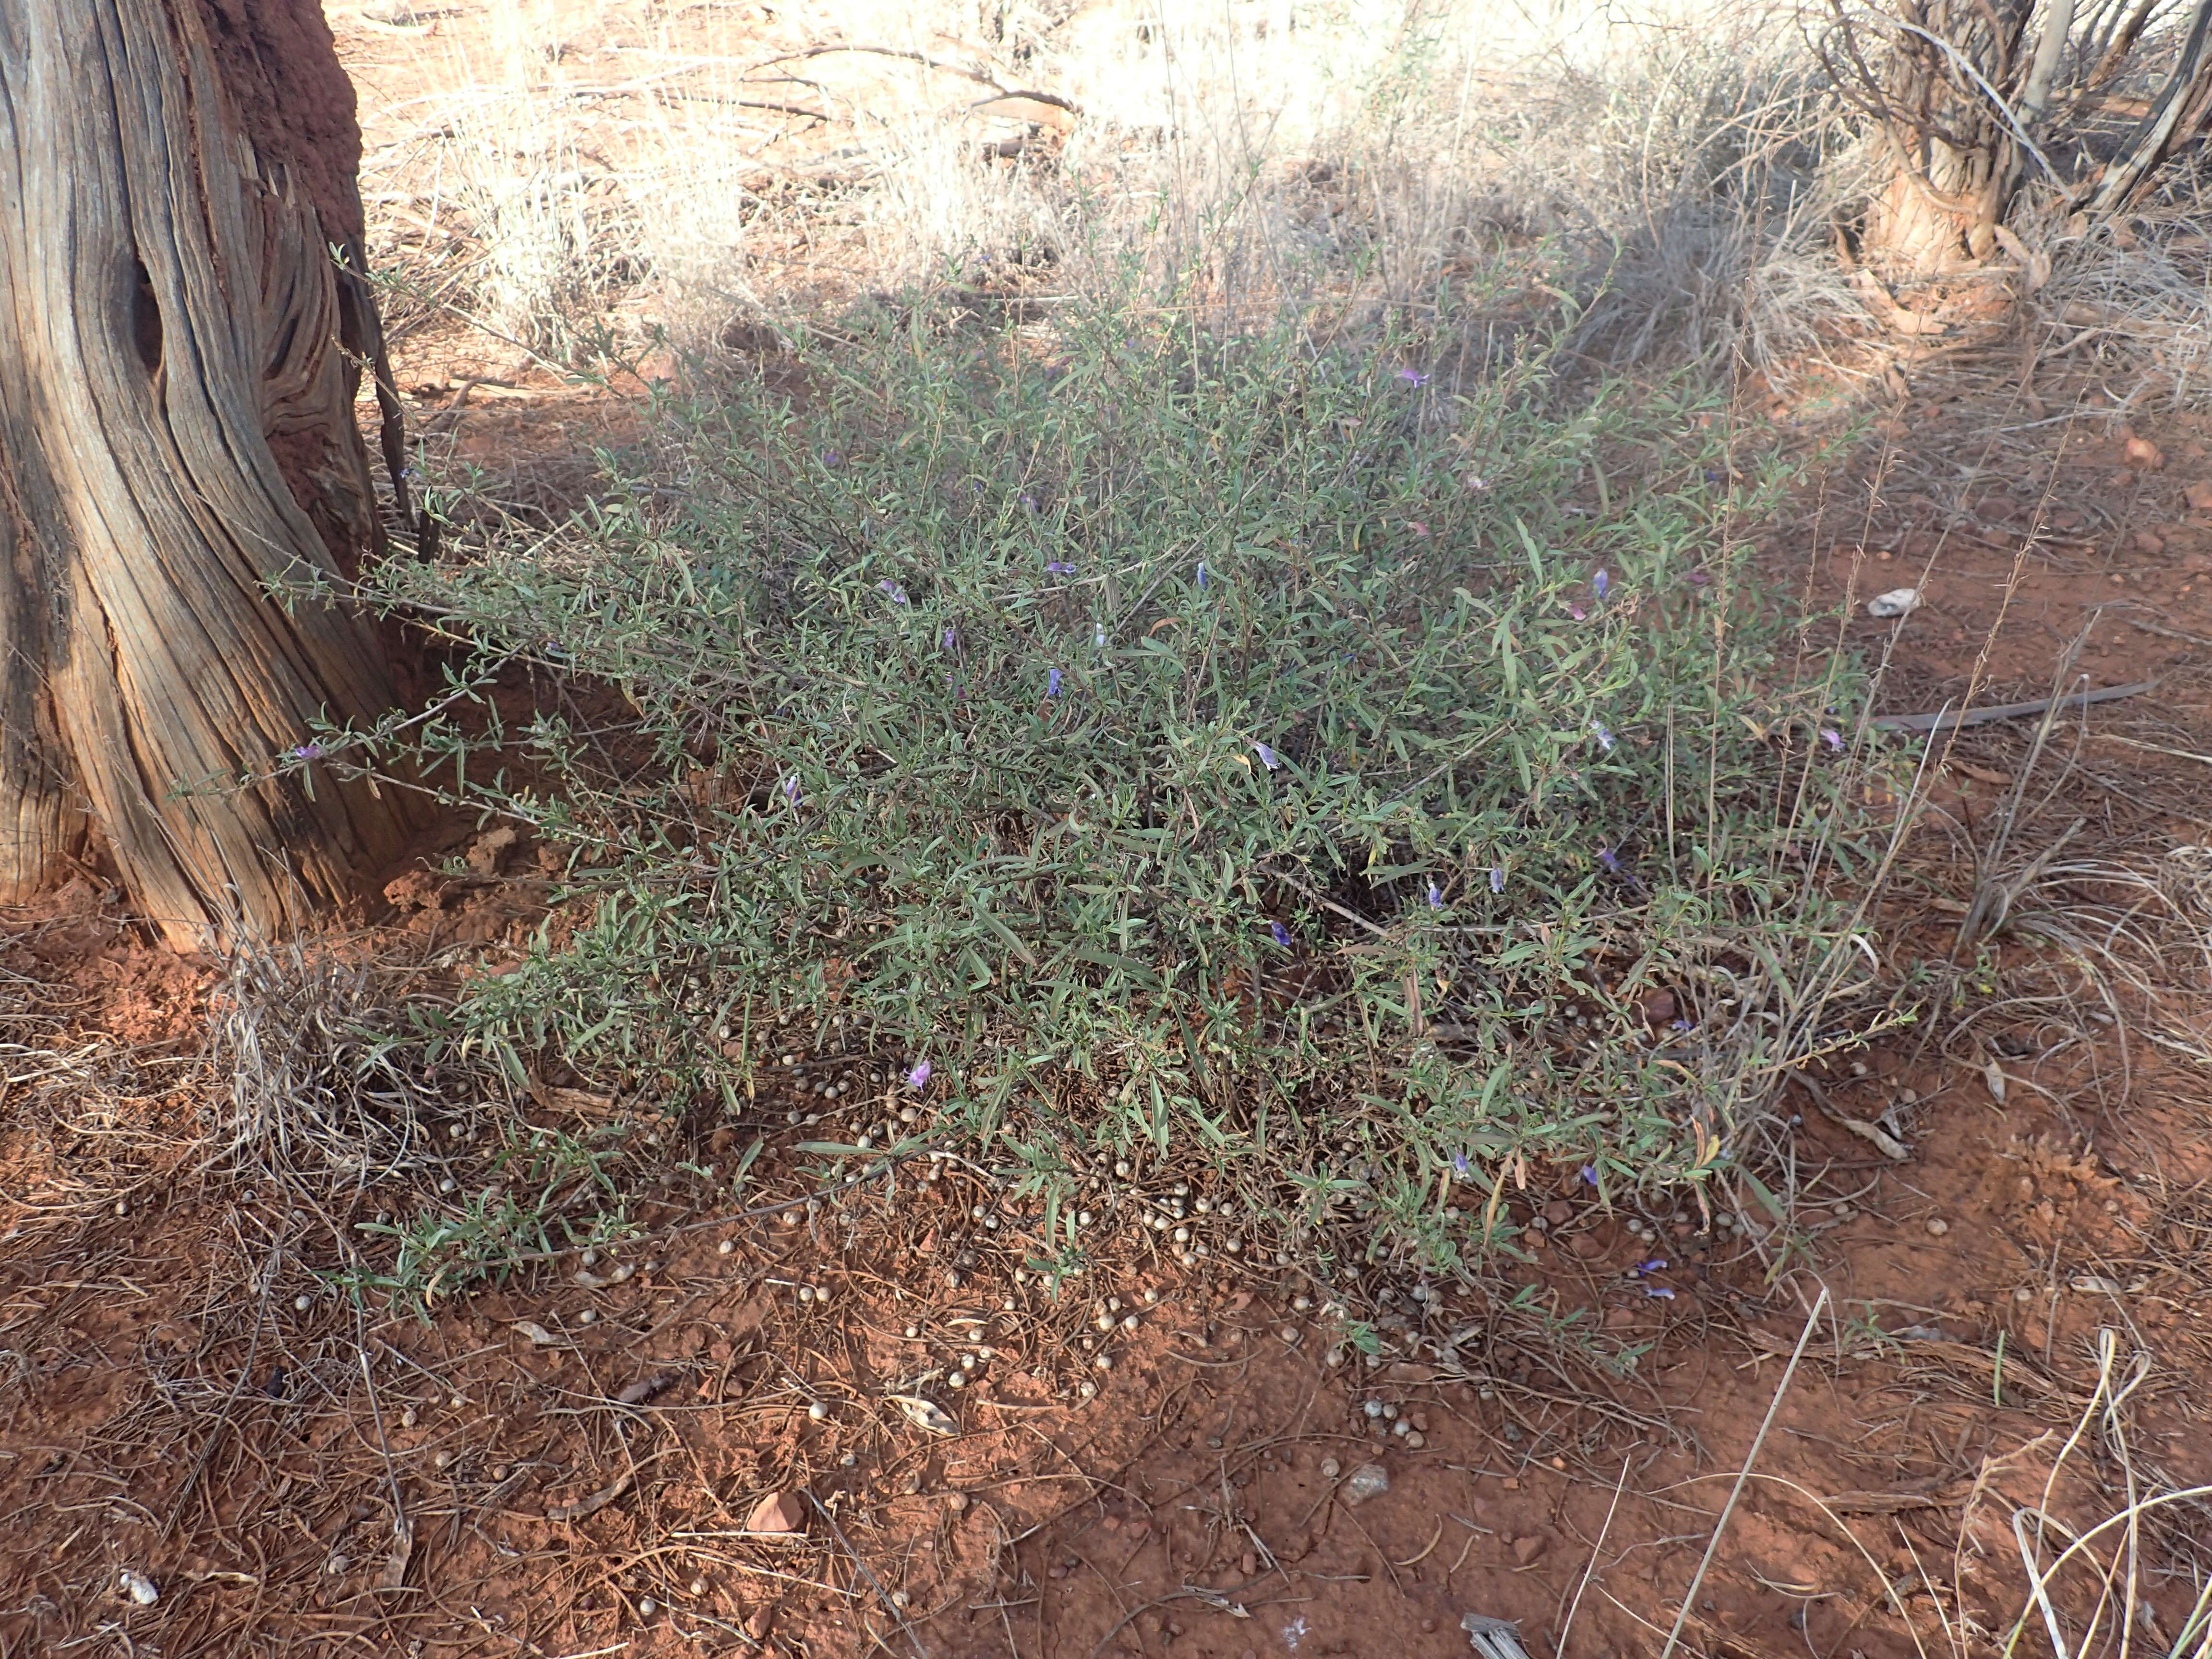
top-left (1644, 1286), bottom-right (1676, 1300)
top-left (1046, 561), bottom-right (1076, 576)
top-left (1021, 493), bottom-right (1039, 511)
top-left (822, 449), bottom-right (842, 468)
top-left (1597, 846), bottom-right (1622, 875)
top-left (1688, 569), bottom-right (1710, 587)
top-left (1821, 728), bottom-right (1843, 751)
top-left (1047, 667), bottom-right (1063, 697)
top-left (1592, 567), bottom-right (1610, 601)
top-left (1670, 1018), bottom-right (1695, 1034)
top-left (781, 775), bottom-right (802, 806)
top-left (1253, 741), bottom-right (1280, 770)
top-left (1396, 368), bottom-right (1430, 386)
top-left (1452, 1151), bottom-right (1473, 1180)
top-left (906, 1059), bottom-right (932, 1089)
top-left (1580, 1165), bottom-right (1598, 1187)
top-left (1426, 882), bottom-right (1443, 910)
top-left (1591, 721), bottom-right (1615, 753)
top-left (1196, 562), bottom-right (1208, 589)
top-left (1635, 1258), bottom-right (1668, 1274)
top-left (942, 625), bottom-right (957, 651)
top-left (1568, 604), bottom-right (1587, 622)
top-left (1269, 921), bottom-right (1292, 949)
top-left (879, 578), bottom-right (909, 604)
top-left (1489, 867), bottom-right (1505, 894)
top-left (289, 742), bottom-right (325, 761)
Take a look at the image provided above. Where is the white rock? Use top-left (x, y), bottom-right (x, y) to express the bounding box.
top-left (1866, 587), bottom-right (1922, 618)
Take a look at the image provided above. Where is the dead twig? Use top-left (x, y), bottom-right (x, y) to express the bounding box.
top-left (1873, 681), bottom-right (2157, 734)
top-left (1658, 1286), bottom-right (1830, 1659)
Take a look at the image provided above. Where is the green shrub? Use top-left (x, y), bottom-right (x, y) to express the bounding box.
top-left (363, 296), bottom-right (1881, 1271)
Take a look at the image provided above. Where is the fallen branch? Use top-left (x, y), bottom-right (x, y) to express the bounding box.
top-left (1873, 680), bottom-right (2157, 733)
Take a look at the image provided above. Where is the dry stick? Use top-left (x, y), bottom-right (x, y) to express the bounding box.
top-left (1871, 680), bottom-right (2158, 733)
top-left (810, 1490), bottom-right (928, 1659)
top-left (1558, 1454), bottom-right (1634, 1659)
top-left (165, 1223), bottom-right (288, 1535)
top-left (1656, 1284), bottom-right (1831, 1659)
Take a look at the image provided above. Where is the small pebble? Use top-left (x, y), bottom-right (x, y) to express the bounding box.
top-left (1925, 1216), bottom-right (1950, 1237)
top-left (945, 1491), bottom-right (969, 1512)
top-left (577, 1308), bottom-right (598, 1325)
top-left (808, 1401), bottom-right (830, 1421)
top-left (718, 1239), bottom-right (736, 1255)
top-left (1320, 1456), bottom-right (1342, 1479)
top-left (1405, 1431), bottom-right (1426, 1449)
top-left (690, 1577), bottom-right (708, 1596)
top-left (400, 1407), bottom-right (419, 1429)
top-left (294, 1294), bottom-right (313, 1312)
top-left (639, 1596), bottom-right (659, 1617)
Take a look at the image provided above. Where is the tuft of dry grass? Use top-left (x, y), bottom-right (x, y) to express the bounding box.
top-left (205, 938), bottom-right (515, 1197)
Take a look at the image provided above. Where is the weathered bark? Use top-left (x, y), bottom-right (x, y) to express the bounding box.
top-left (1847, 0), bottom-right (2212, 278)
top-left (0, 0), bottom-right (416, 948)
top-left (1852, 0), bottom-right (2034, 274)
top-left (1863, 124), bottom-right (2009, 272)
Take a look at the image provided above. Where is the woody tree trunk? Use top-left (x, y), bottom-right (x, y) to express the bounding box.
top-left (1834, 0), bottom-right (2212, 279)
top-left (0, 0), bottom-right (416, 950)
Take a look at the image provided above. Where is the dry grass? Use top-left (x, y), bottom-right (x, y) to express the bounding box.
top-left (205, 938), bottom-right (517, 1198)
top-left (351, 0), bottom-right (1897, 383)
